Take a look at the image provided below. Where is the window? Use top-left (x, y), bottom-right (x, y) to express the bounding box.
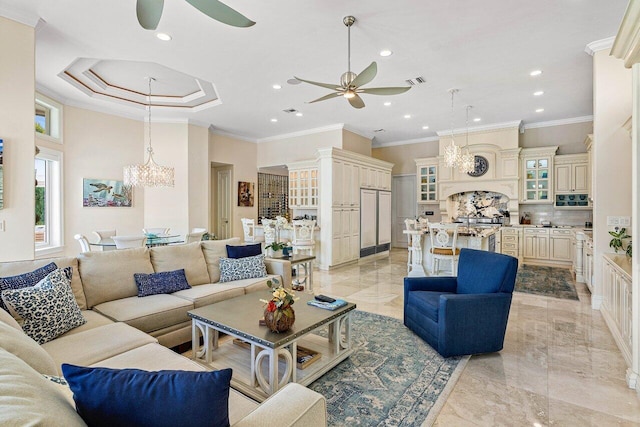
top-left (35, 93), bottom-right (62, 142)
top-left (35, 147), bottom-right (63, 254)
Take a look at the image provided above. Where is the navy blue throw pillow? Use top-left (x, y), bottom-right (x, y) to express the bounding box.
top-left (133, 269), bottom-right (191, 297)
top-left (61, 364), bottom-right (232, 427)
top-left (0, 262), bottom-right (57, 311)
top-left (226, 243), bottom-right (262, 259)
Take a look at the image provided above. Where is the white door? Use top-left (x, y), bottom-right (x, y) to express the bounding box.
top-left (378, 191), bottom-right (392, 245)
top-left (392, 175), bottom-right (416, 248)
top-left (217, 168), bottom-right (232, 239)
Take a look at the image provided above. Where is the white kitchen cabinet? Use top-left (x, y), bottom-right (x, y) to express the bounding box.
top-left (331, 207), bottom-right (360, 265)
top-left (523, 228), bottom-right (550, 260)
top-left (288, 161), bottom-right (318, 208)
top-left (520, 147), bottom-right (557, 204)
top-left (550, 229), bottom-right (571, 262)
top-left (415, 158), bottom-right (438, 203)
top-left (554, 154), bottom-right (589, 193)
top-left (601, 254), bottom-right (632, 368)
top-left (500, 227), bottom-right (521, 259)
top-left (331, 160), bottom-right (359, 207)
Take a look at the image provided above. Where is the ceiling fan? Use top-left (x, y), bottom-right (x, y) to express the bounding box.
top-left (136, 0), bottom-right (255, 30)
top-left (294, 16), bottom-right (411, 109)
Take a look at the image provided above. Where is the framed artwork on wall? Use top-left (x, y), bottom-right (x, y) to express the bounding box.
top-left (238, 181), bottom-right (254, 207)
top-left (82, 178), bottom-right (132, 207)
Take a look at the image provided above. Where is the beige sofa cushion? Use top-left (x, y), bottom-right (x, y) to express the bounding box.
top-left (0, 348), bottom-right (86, 427)
top-left (201, 237), bottom-right (241, 283)
top-left (150, 242), bottom-right (210, 285)
top-left (41, 322), bottom-right (156, 368)
top-left (78, 247), bottom-right (154, 308)
top-left (0, 305), bottom-right (22, 330)
top-left (0, 320), bottom-right (58, 376)
top-left (173, 283), bottom-right (246, 308)
top-left (0, 256), bottom-right (87, 310)
top-left (56, 310), bottom-right (114, 338)
top-left (93, 294), bottom-right (193, 334)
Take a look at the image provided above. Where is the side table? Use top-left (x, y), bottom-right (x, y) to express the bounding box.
top-left (273, 254), bottom-right (315, 293)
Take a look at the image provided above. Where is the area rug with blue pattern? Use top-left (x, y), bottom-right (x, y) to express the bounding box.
top-left (309, 311), bottom-right (468, 426)
top-left (514, 264), bottom-right (579, 300)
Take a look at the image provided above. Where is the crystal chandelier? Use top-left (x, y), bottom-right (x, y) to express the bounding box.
top-left (458, 105), bottom-right (475, 174)
top-left (443, 89), bottom-right (461, 168)
top-left (123, 77), bottom-right (175, 187)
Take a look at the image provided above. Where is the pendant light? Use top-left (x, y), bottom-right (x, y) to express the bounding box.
top-left (458, 105), bottom-right (475, 174)
top-left (443, 89), bottom-right (461, 168)
top-left (123, 77), bottom-right (174, 187)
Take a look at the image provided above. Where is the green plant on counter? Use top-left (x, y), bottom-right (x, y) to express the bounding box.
top-left (265, 241), bottom-right (288, 251)
top-left (609, 227), bottom-right (630, 253)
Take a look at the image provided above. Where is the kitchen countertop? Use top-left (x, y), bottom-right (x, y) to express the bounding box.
top-left (403, 226), bottom-right (500, 238)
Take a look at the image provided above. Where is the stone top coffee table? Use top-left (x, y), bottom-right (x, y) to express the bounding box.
top-left (189, 292), bottom-right (356, 402)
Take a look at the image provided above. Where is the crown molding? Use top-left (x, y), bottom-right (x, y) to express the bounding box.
top-left (0, 7), bottom-right (41, 27)
top-left (208, 126), bottom-right (257, 144)
top-left (435, 120), bottom-right (522, 137)
top-left (257, 123), bottom-right (345, 143)
top-left (373, 135), bottom-right (439, 148)
top-left (611, 2), bottom-right (640, 68)
top-left (523, 115), bottom-right (593, 130)
top-left (585, 36), bottom-right (616, 56)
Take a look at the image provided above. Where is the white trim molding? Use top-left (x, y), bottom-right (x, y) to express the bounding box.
top-left (612, 2), bottom-right (640, 68)
top-left (585, 37), bottom-right (616, 56)
top-left (0, 6), bottom-right (41, 27)
top-left (208, 126), bottom-right (257, 144)
top-left (373, 135), bottom-right (439, 148)
top-left (257, 123), bottom-right (346, 143)
top-left (523, 115), bottom-right (594, 130)
top-left (435, 120), bottom-right (522, 137)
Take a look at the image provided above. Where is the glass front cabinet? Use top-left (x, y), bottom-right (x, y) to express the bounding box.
top-left (415, 158), bottom-right (438, 203)
top-left (520, 147), bottom-right (557, 204)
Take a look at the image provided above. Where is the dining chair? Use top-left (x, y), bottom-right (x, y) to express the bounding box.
top-left (240, 218), bottom-right (264, 244)
top-left (428, 222), bottom-right (460, 276)
top-left (291, 219), bottom-right (316, 256)
top-left (185, 230), bottom-right (206, 243)
top-left (111, 235), bottom-right (147, 249)
top-left (262, 219), bottom-right (277, 247)
top-left (73, 234), bottom-right (91, 253)
top-left (142, 227), bottom-right (170, 235)
top-left (404, 219), bottom-right (418, 274)
top-left (93, 229), bottom-right (116, 241)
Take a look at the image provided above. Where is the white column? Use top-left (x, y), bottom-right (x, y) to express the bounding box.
top-left (629, 63), bottom-right (640, 392)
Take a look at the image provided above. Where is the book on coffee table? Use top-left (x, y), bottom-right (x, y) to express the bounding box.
top-left (307, 299), bottom-right (348, 311)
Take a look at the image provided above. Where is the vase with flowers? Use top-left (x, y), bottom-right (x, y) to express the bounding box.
top-left (260, 278), bottom-right (298, 333)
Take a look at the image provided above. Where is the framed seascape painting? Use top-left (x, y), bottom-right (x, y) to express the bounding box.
top-left (82, 178), bottom-right (132, 207)
top-left (238, 181), bottom-right (254, 207)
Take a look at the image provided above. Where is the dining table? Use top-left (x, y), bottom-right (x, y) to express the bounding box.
top-left (89, 234), bottom-right (184, 249)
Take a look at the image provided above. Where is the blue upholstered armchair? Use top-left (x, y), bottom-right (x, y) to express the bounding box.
top-left (403, 248), bottom-right (518, 358)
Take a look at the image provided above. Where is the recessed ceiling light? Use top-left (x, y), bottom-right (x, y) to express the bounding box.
top-left (295, 112), bottom-right (303, 117)
top-left (530, 70), bottom-right (543, 76)
top-left (379, 49), bottom-right (393, 57)
top-left (533, 91), bottom-right (544, 96)
top-left (404, 114), bottom-right (411, 119)
top-left (384, 102), bottom-right (391, 106)
top-left (473, 118), bottom-right (481, 122)
top-left (156, 33), bottom-right (172, 41)
top-left (422, 126), bottom-right (429, 130)
top-left (536, 108), bottom-right (545, 113)
top-left (270, 118), bottom-right (278, 122)
top-left (272, 84), bottom-right (282, 90)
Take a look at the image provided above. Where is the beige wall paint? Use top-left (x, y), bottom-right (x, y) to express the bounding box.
top-left (342, 130), bottom-right (372, 156)
top-left (372, 142), bottom-right (439, 175)
top-left (210, 132), bottom-right (258, 238)
top-left (521, 121), bottom-right (593, 154)
top-left (63, 107), bottom-right (145, 255)
top-left (592, 50), bottom-right (632, 307)
top-left (256, 129), bottom-right (342, 167)
top-left (143, 122), bottom-right (189, 237)
top-left (0, 18), bottom-right (35, 262)
top-left (188, 124), bottom-right (210, 231)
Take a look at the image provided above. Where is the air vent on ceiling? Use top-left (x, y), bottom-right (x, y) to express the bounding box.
top-left (405, 76), bottom-right (426, 85)
top-left (283, 108), bottom-right (298, 114)
top-left (373, 129), bottom-right (386, 133)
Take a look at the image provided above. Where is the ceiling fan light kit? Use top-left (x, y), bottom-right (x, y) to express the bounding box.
top-left (294, 16), bottom-right (411, 109)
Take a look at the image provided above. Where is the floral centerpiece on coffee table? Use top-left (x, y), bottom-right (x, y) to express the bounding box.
top-left (260, 278), bottom-right (298, 333)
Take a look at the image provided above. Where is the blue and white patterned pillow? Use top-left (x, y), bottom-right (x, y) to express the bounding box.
top-left (1, 267), bottom-right (86, 344)
top-left (134, 269), bottom-right (191, 297)
top-left (219, 254), bottom-right (267, 283)
top-left (0, 262), bottom-right (57, 312)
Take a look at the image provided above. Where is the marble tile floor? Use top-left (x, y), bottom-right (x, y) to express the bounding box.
top-left (312, 249), bottom-right (640, 426)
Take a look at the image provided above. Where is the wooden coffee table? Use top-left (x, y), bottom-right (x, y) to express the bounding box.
top-left (189, 292), bottom-right (356, 401)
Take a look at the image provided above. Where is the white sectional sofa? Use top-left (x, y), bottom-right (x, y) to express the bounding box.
top-left (0, 238), bottom-right (326, 426)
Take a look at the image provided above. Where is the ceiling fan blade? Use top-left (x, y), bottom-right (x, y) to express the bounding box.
top-left (350, 62), bottom-right (377, 89)
top-left (358, 86), bottom-right (412, 96)
top-left (308, 92), bottom-right (341, 104)
top-left (294, 76), bottom-right (342, 91)
top-left (348, 94), bottom-right (365, 109)
top-left (185, 0), bottom-right (255, 27)
top-left (137, 0), bottom-right (164, 30)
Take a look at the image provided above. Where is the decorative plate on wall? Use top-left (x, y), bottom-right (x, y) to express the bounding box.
top-left (467, 155), bottom-right (489, 177)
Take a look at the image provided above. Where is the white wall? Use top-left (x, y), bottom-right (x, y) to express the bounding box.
top-left (188, 124), bottom-right (210, 231)
top-left (521, 121), bottom-right (593, 154)
top-left (342, 130), bottom-right (372, 156)
top-left (63, 107), bottom-right (145, 255)
top-left (0, 17), bottom-right (35, 262)
top-left (256, 129), bottom-right (342, 167)
top-left (592, 49), bottom-right (632, 308)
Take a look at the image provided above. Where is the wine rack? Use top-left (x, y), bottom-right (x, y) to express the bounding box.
top-left (257, 173), bottom-right (289, 223)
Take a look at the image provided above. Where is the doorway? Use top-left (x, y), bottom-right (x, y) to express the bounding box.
top-left (211, 164), bottom-right (232, 239)
top-left (391, 175), bottom-right (416, 248)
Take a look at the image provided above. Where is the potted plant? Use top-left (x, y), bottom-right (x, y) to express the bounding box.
top-left (609, 227), bottom-right (631, 254)
top-left (265, 241), bottom-right (287, 258)
top-left (260, 278), bottom-right (298, 333)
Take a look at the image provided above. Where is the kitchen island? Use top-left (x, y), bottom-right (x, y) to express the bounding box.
top-left (403, 226), bottom-right (500, 277)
